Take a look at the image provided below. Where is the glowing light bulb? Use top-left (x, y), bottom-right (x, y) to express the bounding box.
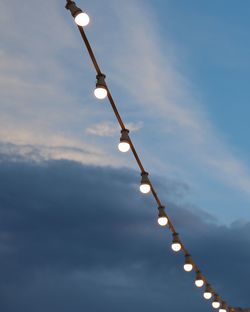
top-left (171, 243), bottom-right (181, 252)
top-left (195, 279), bottom-right (204, 287)
top-left (140, 184), bottom-right (151, 194)
top-left (212, 296), bottom-right (221, 309)
top-left (65, 2), bottom-right (89, 27)
top-left (171, 233), bottom-right (181, 252)
top-left (184, 263), bottom-right (193, 272)
top-left (212, 302), bottom-right (221, 309)
top-left (203, 284), bottom-right (212, 300)
top-left (140, 172), bottom-right (151, 194)
top-left (74, 12), bottom-right (90, 26)
top-left (183, 255), bottom-right (193, 272)
top-left (204, 292), bottom-right (212, 300)
top-left (94, 74), bottom-right (107, 100)
top-left (157, 206), bottom-right (168, 226)
top-left (158, 216), bottom-right (168, 226)
top-left (94, 87), bottom-right (107, 99)
top-left (195, 271), bottom-right (204, 288)
top-left (118, 129), bottom-right (130, 152)
top-left (118, 142), bottom-right (130, 152)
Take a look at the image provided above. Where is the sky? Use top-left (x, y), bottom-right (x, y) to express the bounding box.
top-left (0, 0), bottom-right (250, 311)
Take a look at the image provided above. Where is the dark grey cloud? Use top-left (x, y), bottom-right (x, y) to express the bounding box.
top-left (0, 157), bottom-right (249, 312)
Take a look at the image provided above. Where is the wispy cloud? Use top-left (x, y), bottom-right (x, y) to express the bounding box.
top-left (1, 0), bottom-right (250, 207)
top-left (86, 121), bottom-right (143, 137)
top-left (102, 0), bottom-right (250, 196)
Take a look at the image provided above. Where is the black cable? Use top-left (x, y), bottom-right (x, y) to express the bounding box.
top-left (66, 4), bottom-right (249, 311)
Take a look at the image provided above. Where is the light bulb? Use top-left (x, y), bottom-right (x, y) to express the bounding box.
top-left (184, 263), bottom-right (193, 272)
top-left (158, 216), bottom-right (168, 226)
top-left (184, 255), bottom-right (193, 272)
top-left (118, 129), bottom-right (130, 152)
top-left (171, 233), bottom-right (181, 252)
top-left (94, 87), bottom-right (107, 100)
top-left (118, 142), bottom-right (130, 152)
top-left (195, 279), bottom-right (204, 287)
top-left (212, 296), bottom-right (221, 309)
top-left (219, 308), bottom-right (227, 312)
top-left (195, 271), bottom-right (204, 288)
top-left (212, 302), bottom-right (221, 309)
top-left (140, 184), bottom-right (151, 194)
top-left (203, 284), bottom-right (212, 300)
top-left (65, 2), bottom-right (89, 27)
top-left (140, 172), bottom-right (151, 194)
top-left (74, 12), bottom-right (90, 26)
top-left (94, 74), bottom-right (107, 100)
top-left (157, 206), bottom-right (168, 226)
top-left (171, 243), bottom-right (181, 252)
top-left (204, 292), bottom-right (212, 300)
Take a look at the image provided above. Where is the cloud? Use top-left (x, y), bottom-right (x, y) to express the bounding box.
top-left (0, 0), bottom-right (250, 204)
top-left (0, 158), bottom-right (249, 311)
top-left (0, 138), bottom-right (123, 168)
top-left (102, 0), bottom-right (250, 197)
top-left (86, 121), bottom-right (143, 137)
top-left (1, 0), bottom-right (250, 225)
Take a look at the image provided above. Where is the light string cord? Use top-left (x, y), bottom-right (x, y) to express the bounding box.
top-left (66, 3), bottom-right (249, 312)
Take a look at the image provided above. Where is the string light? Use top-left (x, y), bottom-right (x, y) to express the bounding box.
top-left (118, 129), bottom-right (130, 153)
top-left (183, 254), bottom-right (193, 272)
top-left (157, 206), bottom-right (168, 226)
top-left (212, 295), bottom-right (221, 309)
top-left (140, 172), bottom-right (151, 194)
top-left (203, 284), bottom-right (213, 300)
top-left (171, 233), bottom-right (182, 252)
top-left (195, 271), bottom-right (204, 288)
top-left (65, 3), bottom-right (249, 311)
top-left (94, 74), bottom-right (108, 99)
top-left (65, 1), bottom-right (90, 26)
top-left (219, 302), bottom-right (228, 312)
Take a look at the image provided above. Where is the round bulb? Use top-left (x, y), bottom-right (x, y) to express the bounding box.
top-left (171, 242), bottom-right (181, 252)
top-left (75, 12), bottom-right (90, 26)
top-left (219, 309), bottom-right (227, 312)
top-left (184, 263), bottom-right (193, 272)
top-left (212, 302), bottom-right (221, 309)
top-left (204, 292), bottom-right (212, 300)
top-left (140, 183), bottom-right (151, 194)
top-left (158, 216), bottom-right (168, 226)
top-left (118, 142), bottom-right (130, 153)
top-left (195, 279), bottom-right (204, 288)
top-left (94, 87), bottom-right (107, 100)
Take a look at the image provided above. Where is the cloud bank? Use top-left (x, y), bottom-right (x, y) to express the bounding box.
top-left (0, 157), bottom-right (249, 311)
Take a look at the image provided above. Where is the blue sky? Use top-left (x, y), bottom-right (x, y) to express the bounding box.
top-left (1, 0), bottom-right (250, 311)
top-left (2, 0), bottom-right (250, 224)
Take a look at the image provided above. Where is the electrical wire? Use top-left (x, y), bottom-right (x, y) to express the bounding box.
top-left (66, 4), bottom-right (249, 312)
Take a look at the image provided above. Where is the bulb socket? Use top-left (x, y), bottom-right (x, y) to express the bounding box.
top-left (172, 232), bottom-right (180, 244)
top-left (120, 129), bottom-right (130, 143)
top-left (157, 206), bottom-right (168, 226)
top-left (220, 302), bottom-right (227, 311)
top-left (184, 254), bottom-right (192, 265)
top-left (195, 270), bottom-right (203, 281)
top-left (204, 283), bottom-right (213, 293)
top-left (141, 172), bottom-right (150, 184)
top-left (65, 1), bottom-right (82, 18)
top-left (96, 73), bottom-right (107, 89)
top-left (158, 205), bottom-right (166, 217)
